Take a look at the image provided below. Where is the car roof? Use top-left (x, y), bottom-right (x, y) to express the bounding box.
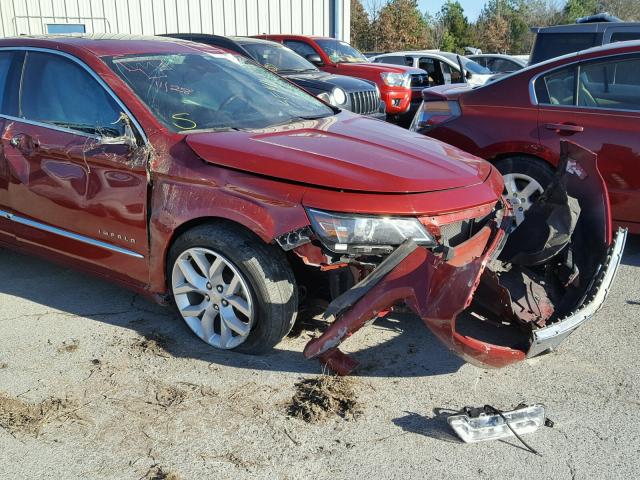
top-left (531, 21), bottom-right (640, 34)
top-left (229, 36), bottom-right (282, 47)
top-left (0, 33), bottom-right (226, 56)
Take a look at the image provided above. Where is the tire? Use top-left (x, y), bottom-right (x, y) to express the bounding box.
top-left (167, 222), bottom-right (298, 354)
top-left (495, 156), bottom-right (555, 224)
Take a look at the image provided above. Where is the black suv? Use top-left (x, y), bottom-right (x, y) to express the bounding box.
top-left (530, 14), bottom-right (640, 64)
top-left (165, 34), bottom-right (385, 118)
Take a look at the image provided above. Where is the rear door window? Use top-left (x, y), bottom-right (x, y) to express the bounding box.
top-left (578, 55), bottom-right (640, 111)
top-left (535, 66), bottom-right (577, 105)
top-left (19, 51), bottom-right (124, 136)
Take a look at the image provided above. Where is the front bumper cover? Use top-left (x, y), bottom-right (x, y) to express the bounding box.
top-left (304, 141), bottom-right (626, 375)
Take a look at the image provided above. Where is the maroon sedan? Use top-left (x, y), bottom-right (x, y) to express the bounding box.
top-left (412, 41), bottom-right (640, 233)
top-left (0, 35), bottom-right (625, 374)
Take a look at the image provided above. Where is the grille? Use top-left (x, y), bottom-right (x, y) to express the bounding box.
top-left (348, 89), bottom-right (380, 115)
top-left (439, 214), bottom-right (491, 247)
top-left (410, 73), bottom-right (430, 89)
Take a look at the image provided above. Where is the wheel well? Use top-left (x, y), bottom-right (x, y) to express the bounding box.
top-left (490, 153), bottom-right (556, 171)
top-left (162, 217), bottom-right (274, 283)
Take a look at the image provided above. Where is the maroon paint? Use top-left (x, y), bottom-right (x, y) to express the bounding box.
top-left (0, 37), bottom-right (502, 302)
top-left (419, 42), bottom-right (640, 233)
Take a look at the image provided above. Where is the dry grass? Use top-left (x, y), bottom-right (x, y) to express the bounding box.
top-left (57, 339), bottom-right (79, 353)
top-left (0, 392), bottom-right (81, 437)
top-left (143, 464), bottom-right (181, 480)
top-left (132, 332), bottom-right (172, 358)
top-left (288, 375), bottom-right (361, 423)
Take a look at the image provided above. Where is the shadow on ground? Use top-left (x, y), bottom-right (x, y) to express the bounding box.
top-left (0, 249), bottom-right (465, 378)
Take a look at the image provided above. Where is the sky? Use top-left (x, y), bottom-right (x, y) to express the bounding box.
top-left (417, 1), bottom-right (487, 22)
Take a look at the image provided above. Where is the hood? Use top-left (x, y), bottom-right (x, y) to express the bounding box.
top-left (338, 62), bottom-right (418, 74)
top-left (185, 113), bottom-right (491, 194)
top-left (286, 71), bottom-right (377, 93)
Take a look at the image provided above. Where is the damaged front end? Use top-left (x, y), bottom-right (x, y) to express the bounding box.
top-left (304, 141), bottom-right (627, 375)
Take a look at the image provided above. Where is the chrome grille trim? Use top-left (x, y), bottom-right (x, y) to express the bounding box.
top-left (348, 89), bottom-right (380, 115)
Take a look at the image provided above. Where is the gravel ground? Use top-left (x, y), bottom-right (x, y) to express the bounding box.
top-left (0, 236), bottom-right (639, 479)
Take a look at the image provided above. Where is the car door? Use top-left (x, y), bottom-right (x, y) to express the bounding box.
top-left (536, 54), bottom-right (640, 226)
top-left (0, 50), bottom-right (22, 244)
top-left (0, 49), bottom-right (149, 284)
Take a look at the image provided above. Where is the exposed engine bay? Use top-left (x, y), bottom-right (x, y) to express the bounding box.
top-left (296, 141), bottom-right (627, 374)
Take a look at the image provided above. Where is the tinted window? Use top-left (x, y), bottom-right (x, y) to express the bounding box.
top-left (283, 40), bottom-right (317, 58)
top-left (107, 53), bottom-right (333, 132)
top-left (579, 56), bottom-right (640, 111)
top-left (376, 55), bottom-right (410, 66)
top-left (536, 66), bottom-right (576, 105)
top-left (610, 32), bottom-right (640, 43)
top-left (418, 57), bottom-right (436, 75)
top-left (20, 52), bottom-right (124, 136)
top-left (531, 33), bottom-right (597, 64)
top-left (241, 43), bottom-right (316, 73)
top-left (488, 58), bottom-right (521, 73)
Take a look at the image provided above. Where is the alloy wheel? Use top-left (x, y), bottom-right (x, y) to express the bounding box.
top-left (502, 173), bottom-right (544, 225)
top-left (171, 247), bottom-right (254, 349)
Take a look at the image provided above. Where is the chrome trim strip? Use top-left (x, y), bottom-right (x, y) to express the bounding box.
top-left (0, 209), bottom-right (144, 259)
top-left (0, 46), bottom-right (148, 144)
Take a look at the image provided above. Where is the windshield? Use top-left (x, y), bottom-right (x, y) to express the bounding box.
top-left (241, 43), bottom-right (317, 73)
top-left (315, 39), bottom-right (368, 64)
top-left (105, 53), bottom-right (333, 132)
top-left (459, 57), bottom-right (491, 75)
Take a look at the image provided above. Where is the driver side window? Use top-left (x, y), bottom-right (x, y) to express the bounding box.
top-left (20, 52), bottom-right (124, 136)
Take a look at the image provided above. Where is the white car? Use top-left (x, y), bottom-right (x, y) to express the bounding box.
top-left (467, 53), bottom-right (528, 73)
top-left (370, 50), bottom-right (493, 87)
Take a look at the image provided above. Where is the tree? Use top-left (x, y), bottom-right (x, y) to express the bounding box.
top-left (563, 0), bottom-right (598, 22)
top-left (375, 0), bottom-right (430, 51)
top-left (351, 0), bottom-right (372, 50)
top-left (599, 0), bottom-right (640, 21)
top-left (438, 1), bottom-right (470, 53)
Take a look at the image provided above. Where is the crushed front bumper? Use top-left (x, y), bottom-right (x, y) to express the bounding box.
top-left (527, 228), bottom-right (626, 357)
top-left (304, 141), bottom-right (627, 375)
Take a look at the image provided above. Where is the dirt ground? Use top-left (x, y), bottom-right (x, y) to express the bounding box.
top-left (1, 237), bottom-right (639, 479)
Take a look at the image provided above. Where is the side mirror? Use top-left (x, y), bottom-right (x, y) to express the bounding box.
top-left (306, 53), bottom-right (323, 66)
top-left (99, 113), bottom-right (138, 149)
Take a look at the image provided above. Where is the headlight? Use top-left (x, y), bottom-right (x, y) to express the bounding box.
top-left (380, 72), bottom-right (410, 88)
top-left (332, 87), bottom-right (347, 105)
top-left (307, 208), bottom-right (435, 254)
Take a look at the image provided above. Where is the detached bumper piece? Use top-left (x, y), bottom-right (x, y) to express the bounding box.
top-left (306, 141), bottom-right (626, 375)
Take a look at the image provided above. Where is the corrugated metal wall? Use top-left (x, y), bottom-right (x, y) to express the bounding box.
top-left (0, 0), bottom-right (350, 41)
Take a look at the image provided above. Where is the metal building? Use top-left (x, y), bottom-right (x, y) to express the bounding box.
top-left (0, 0), bottom-right (350, 41)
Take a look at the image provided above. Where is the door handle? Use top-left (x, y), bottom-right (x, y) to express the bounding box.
top-left (544, 123), bottom-right (584, 133)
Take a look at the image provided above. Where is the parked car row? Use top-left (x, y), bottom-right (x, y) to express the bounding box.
top-left (0, 34), bottom-right (625, 375)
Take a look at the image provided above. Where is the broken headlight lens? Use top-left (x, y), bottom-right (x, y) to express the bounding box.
top-left (306, 208), bottom-right (435, 254)
top-left (448, 404), bottom-right (546, 443)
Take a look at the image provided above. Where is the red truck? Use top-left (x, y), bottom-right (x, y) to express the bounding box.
top-left (256, 35), bottom-right (429, 122)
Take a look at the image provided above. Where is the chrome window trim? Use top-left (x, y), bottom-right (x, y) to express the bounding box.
top-left (529, 51), bottom-right (640, 113)
top-left (0, 209), bottom-right (144, 259)
top-left (0, 46), bottom-right (148, 144)
top-left (0, 113), bottom-right (101, 139)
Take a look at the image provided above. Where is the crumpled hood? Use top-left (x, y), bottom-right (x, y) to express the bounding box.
top-left (185, 113), bottom-right (492, 193)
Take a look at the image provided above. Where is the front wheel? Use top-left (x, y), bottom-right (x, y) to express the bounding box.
top-left (495, 156), bottom-right (555, 225)
top-left (168, 223), bottom-right (298, 354)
